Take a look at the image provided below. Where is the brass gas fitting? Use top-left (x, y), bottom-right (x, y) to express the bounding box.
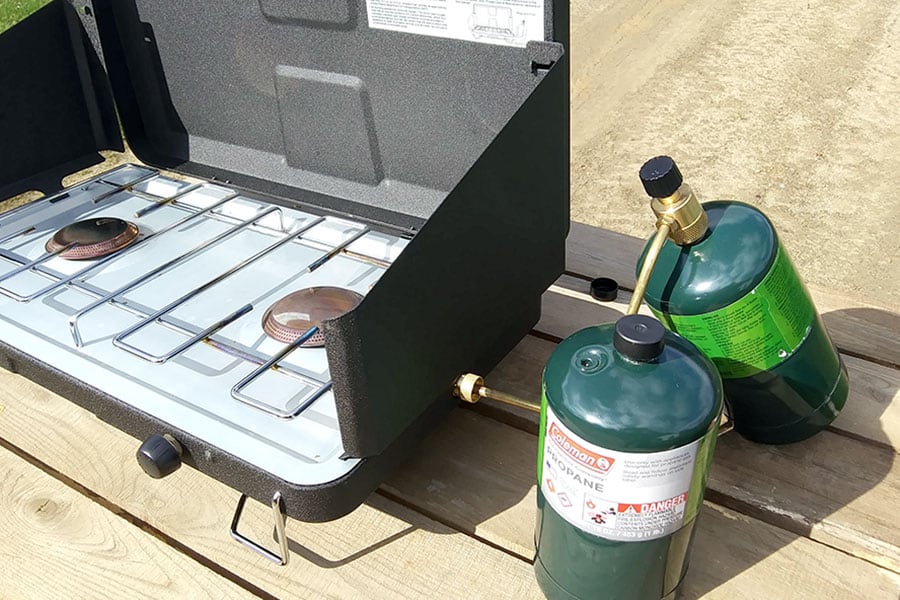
top-left (455, 373), bottom-right (486, 403)
top-left (651, 185), bottom-right (707, 246)
top-left (641, 156), bottom-right (708, 246)
top-left (453, 373), bottom-right (541, 413)
top-left (627, 156), bottom-right (711, 315)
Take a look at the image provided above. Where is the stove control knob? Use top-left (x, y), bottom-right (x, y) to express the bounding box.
top-left (137, 434), bottom-right (183, 479)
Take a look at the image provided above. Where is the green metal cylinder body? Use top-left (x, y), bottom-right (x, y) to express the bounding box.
top-left (534, 323), bottom-right (722, 600)
top-left (637, 201), bottom-right (849, 444)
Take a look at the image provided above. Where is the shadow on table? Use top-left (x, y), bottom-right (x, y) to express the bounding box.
top-left (824, 305), bottom-right (900, 367)
top-left (684, 311), bottom-right (899, 595)
top-left (286, 523), bottom-right (419, 569)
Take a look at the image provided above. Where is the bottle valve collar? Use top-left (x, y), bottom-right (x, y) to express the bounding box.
top-left (640, 156), bottom-right (708, 246)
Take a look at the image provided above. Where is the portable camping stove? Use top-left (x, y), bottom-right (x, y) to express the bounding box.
top-left (0, 164), bottom-right (417, 560)
top-left (0, 0), bottom-right (570, 566)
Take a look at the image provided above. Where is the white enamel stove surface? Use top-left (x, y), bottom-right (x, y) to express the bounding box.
top-left (0, 165), bottom-right (409, 485)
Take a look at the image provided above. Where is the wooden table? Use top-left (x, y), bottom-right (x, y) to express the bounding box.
top-left (1, 222), bottom-right (897, 599)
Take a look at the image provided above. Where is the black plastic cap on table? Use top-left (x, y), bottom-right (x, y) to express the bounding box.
top-left (137, 434), bottom-right (182, 479)
top-left (590, 277), bottom-right (619, 302)
top-left (614, 314), bottom-right (666, 362)
top-left (639, 156), bottom-right (683, 198)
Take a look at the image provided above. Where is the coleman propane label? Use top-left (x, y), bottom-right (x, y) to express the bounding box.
top-left (651, 244), bottom-right (816, 379)
top-left (539, 406), bottom-right (711, 542)
top-left (365, 0), bottom-right (545, 48)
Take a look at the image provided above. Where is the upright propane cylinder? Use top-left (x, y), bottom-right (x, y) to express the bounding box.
top-left (635, 156), bottom-right (849, 444)
top-left (535, 314), bottom-right (723, 600)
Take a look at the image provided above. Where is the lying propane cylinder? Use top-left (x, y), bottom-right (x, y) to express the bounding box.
top-left (534, 314), bottom-right (723, 600)
top-left (633, 156), bottom-right (848, 444)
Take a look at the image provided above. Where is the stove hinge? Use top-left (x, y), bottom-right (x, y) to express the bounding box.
top-left (527, 40), bottom-right (565, 76)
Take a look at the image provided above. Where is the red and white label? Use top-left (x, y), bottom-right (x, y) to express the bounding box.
top-left (540, 406), bottom-right (701, 542)
top-left (547, 422), bottom-right (615, 474)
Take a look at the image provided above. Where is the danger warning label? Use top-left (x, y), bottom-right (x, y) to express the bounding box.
top-left (617, 493), bottom-right (687, 515)
top-left (540, 406), bottom-right (707, 542)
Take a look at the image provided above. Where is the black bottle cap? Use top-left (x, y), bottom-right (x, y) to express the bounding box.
top-left (639, 156), bottom-right (683, 198)
top-left (614, 314), bottom-right (666, 362)
top-left (590, 277), bottom-right (618, 302)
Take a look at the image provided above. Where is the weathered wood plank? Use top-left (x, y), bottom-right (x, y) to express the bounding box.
top-left (707, 428), bottom-right (900, 573)
top-left (482, 333), bottom-right (900, 572)
top-left (684, 503), bottom-right (900, 599)
top-left (566, 223), bottom-right (642, 288)
top-left (0, 372), bottom-right (542, 600)
top-left (566, 222), bottom-right (900, 366)
top-left (833, 354), bottom-right (900, 450)
top-left (540, 275), bottom-right (900, 451)
top-left (0, 447), bottom-right (255, 600)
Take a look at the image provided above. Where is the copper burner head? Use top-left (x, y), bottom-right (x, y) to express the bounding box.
top-left (262, 286), bottom-right (363, 347)
top-left (46, 217), bottom-right (139, 260)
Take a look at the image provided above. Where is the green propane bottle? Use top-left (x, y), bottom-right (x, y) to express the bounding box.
top-left (534, 314), bottom-right (723, 600)
top-left (634, 156), bottom-right (849, 444)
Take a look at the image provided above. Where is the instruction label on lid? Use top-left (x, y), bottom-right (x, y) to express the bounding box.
top-left (366, 0), bottom-right (545, 48)
top-left (539, 405), bottom-right (715, 542)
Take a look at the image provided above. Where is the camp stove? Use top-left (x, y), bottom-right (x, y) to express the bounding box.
top-left (0, 0), bottom-right (569, 564)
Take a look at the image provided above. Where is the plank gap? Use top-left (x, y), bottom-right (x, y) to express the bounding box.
top-left (839, 348), bottom-right (900, 372)
top-left (528, 329), bottom-right (564, 344)
top-left (824, 425), bottom-right (899, 455)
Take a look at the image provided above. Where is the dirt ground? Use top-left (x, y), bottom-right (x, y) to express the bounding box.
top-left (7, 0), bottom-right (898, 309)
top-left (569, 0), bottom-right (900, 309)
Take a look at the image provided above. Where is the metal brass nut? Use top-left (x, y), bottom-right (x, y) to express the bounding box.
top-left (650, 185), bottom-right (708, 245)
top-left (454, 373), bottom-right (485, 403)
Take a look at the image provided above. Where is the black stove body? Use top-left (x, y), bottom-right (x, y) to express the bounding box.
top-left (0, 0), bottom-right (569, 523)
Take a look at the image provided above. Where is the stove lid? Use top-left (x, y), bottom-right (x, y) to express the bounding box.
top-left (2, 0), bottom-right (567, 226)
top-left (94, 0), bottom-right (566, 226)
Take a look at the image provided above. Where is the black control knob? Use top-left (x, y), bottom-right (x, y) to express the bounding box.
top-left (137, 434), bottom-right (183, 479)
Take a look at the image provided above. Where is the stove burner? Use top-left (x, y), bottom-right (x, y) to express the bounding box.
top-left (46, 217), bottom-right (140, 260)
top-left (262, 286), bottom-right (363, 347)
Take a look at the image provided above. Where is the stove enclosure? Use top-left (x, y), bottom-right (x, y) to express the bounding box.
top-left (0, 0), bottom-right (569, 520)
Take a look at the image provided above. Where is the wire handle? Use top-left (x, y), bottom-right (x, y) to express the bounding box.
top-left (230, 492), bottom-right (290, 566)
